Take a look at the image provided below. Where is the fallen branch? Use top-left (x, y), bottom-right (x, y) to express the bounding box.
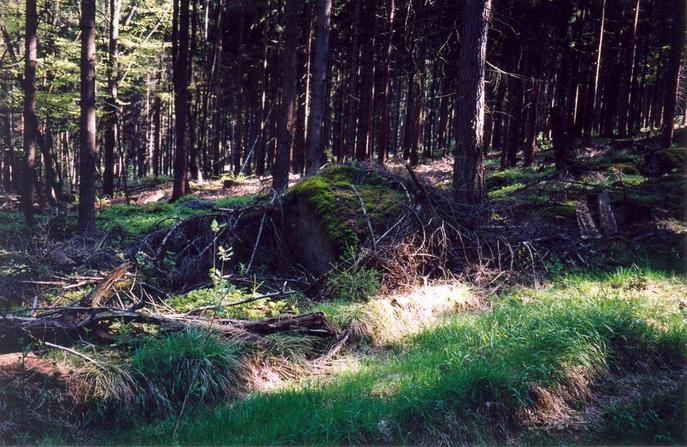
top-left (78, 263), bottom-right (130, 308)
top-left (0, 308), bottom-right (336, 353)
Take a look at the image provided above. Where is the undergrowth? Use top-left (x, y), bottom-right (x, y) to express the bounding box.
top-left (97, 195), bottom-right (254, 238)
top-left (118, 269), bottom-right (687, 445)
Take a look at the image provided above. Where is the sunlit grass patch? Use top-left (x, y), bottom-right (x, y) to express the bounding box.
top-left (124, 271), bottom-right (685, 445)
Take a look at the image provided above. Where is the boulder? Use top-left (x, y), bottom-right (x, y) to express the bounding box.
top-left (284, 165), bottom-right (404, 274)
top-left (644, 147), bottom-right (687, 176)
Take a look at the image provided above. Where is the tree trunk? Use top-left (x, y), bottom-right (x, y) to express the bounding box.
top-left (305, 0), bottom-right (332, 175)
top-left (375, 0), bottom-right (395, 164)
top-left (21, 0), bottom-right (38, 226)
top-left (78, 0), bottom-right (97, 233)
top-left (661, 1), bottom-right (685, 148)
top-left (273, 0), bottom-right (301, 191)
top-left (582, 0), bottom-right (606, 141)
top-left (171, 0), bottom-right (191, 201)
top-left (617, 0), bottom-right (641, 137)
top-left (354, 0), bottom-right (376, 161)
top-left (103, 0), bottom-right (122, 196)
top-left (453, 0), bottom-right (490, 205)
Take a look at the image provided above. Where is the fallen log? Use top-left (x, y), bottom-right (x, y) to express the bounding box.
top-left (0, 308), bottom-right (337, 354)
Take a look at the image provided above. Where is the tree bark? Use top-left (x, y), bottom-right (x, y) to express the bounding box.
top-left (661, 0), bottom-right (685, 148)
top-left (582, 0), bottom-right (606, 141)
top-left (305, 0), bottom-right (332, 176)
top-left (21, 0), bottom-right (38, 226)
top-left (103, 0), bottom-right (122, 196)
top-left (375, 0), bottom-right (395, 164)
top-left (78, 0), bottom-right (97, 233)
top-left (354, 0), bottom-right (376, 161)
top-left (453, 0), bottom-right (491, 205)
top-left (171, 0), bottom-right (191, 201)
top-left (273, 0), bottom-right (301, 191)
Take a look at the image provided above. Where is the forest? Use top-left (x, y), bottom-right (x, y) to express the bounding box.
top-left (0, 0), bottom-right (685, 444)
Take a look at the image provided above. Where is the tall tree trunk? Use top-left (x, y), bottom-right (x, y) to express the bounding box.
top-left (273, 0), bottom-right (301, 191)
top-left (375, 0), bottom-right (395, 164)
top-left (21, 0), bottom-right (38, 225)
top-left (189, 0), bottom-right (202, 182)
top-left (293, 3), bottom-right (312, 175)
top-left (617, 0), bottom-right (641, 137)
top-left (582, 0), bottom-right (606, 141)
top-left (0, 115), bottom-right (12, 191)
top-left (354, 0), bottom-right (376, 161)
top-left (343, 0), bottom-right (361, 161)
top-left (78, 0), bottom-right (97, 233)
top-left (103, 0), bottom-right (122, 196)
top-left (453, 0), bottom-right (491, 205)
top-left (305, 0), bottom-right (331, 176)
top-left (661, 1), bottom-right (685, 148)
top-left (171, 0), bottom-right (191, 201)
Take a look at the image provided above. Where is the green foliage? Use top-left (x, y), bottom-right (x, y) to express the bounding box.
top-left (325, 259), bottom-right (381, 303)
top-left (168, 286), bottom-right (299, 320)
top-left (123, 270), bottom-right (687, 445)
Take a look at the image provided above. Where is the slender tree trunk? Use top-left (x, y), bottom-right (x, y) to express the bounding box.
top-left (616, 0), bottom-right (640, 137)
top-left (354, 0), bottom-right (376, 161)
top-left (661, 1), bottom-right (685, 148)
top-left (343, 0), bottom-right (361, 161)
top-left (583, 0), bottom-right (606, 141)
top-left (78, 0), bottom-right (97, 233)
top-left (305, 0), bottom-right (331, 175)
top-left (273, 0), bottom-right (301, 191)
top-left (153, 94), bottom-right (161, 179)
top-left (375, 0), bottom-right (394, 164)
top-left (189, 0), bottom-right (201, 182)
top-left (524, 77), bottom-right (541, 167)
top-left (103, 0), bottom-right (122, 196)
top-left (0, 115), bottom-right (12, 191)
top-left (21, 0), bottom-right (38, 225)
top-left (171, 0), bottom-right (191, 201)
top-left (293, 3), bottom-right (312, 175)
top-left (453, 0), bottom-right (491, 205)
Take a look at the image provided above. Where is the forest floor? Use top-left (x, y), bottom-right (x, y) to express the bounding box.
top-left (0, 134), bottom-right (686, 445)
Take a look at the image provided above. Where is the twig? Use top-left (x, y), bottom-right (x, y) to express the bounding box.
top-left (184, 290), bottom-right (297, 315)
top-left (44, 341), bottom-right (107, 370)
top-left (246, 213), bottom-right (267, 272)
top-left (350, 185), bottom-right (376, 251)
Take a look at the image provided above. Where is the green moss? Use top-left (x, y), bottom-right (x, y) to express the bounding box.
top-left (167, 286), bottom-right (299, 320)
top-left (97, 194), bottom-right (256, 238)
top-left (287, 165), bottom-right (404, 253)
top-left (533, 202), bottom-right (576, 221)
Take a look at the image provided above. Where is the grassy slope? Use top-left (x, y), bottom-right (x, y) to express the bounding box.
top-left (118, 269), bottom-right (686, 445)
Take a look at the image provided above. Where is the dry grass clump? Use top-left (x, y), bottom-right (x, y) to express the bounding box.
top-left (317, 282), bottom-right (478, 348)
top-left (0, 329), bottom-right (249, 442)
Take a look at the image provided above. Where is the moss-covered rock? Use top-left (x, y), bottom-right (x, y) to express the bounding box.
top-left (285, 165), bottom-right (404, 273)
top-left (644, 147), bottom-right (687, 176)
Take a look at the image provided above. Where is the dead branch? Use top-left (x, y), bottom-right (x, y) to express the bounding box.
top-left (78, 263), bottom-right (130, 308)
top-left (0, 307), bottom-right (336, 353)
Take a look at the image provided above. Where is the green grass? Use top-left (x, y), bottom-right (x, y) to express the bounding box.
top-left (117, 269), bottom-right (687, 445)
